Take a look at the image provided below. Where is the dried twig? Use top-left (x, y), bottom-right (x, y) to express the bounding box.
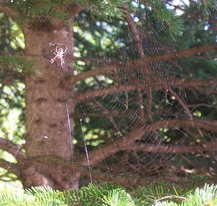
top-left (155, 195), bottom-right (187, 202)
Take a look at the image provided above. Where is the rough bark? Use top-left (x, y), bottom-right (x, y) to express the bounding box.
top-left (20, 21), bottom-right (79, 189)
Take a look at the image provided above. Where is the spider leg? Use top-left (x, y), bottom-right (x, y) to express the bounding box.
top-left (61, 59), bottom-right (64, 67)
top-left (50, 56), bottom-right (57, 64)
top-left (62, 47), bottom-right (67, 55)
top-left (55, 46), bottom-right (60, 53)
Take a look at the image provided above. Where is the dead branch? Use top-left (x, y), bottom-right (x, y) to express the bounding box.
top-left (136, 89), bottom-right (146, 124)
top-left (170, 85), bottom-right (206, 139)
top-left (81, 126), bottom-right (147, 166)
top-left (167, 87), bottom-right (193, 119)
top-left (155, 195), bottom-right (187, 202)
top-left (189, 103), bottom-right (217, 112)
top-left (81, 119), bottom-right (217, 166)
top-left (66, 3), bottom-right (84, 18)
top-left (0, 137), bottom-right (26, 162)
top-left (125, 8), bottom-right (148, 124)
top-left (93, 99), bottom-right (119, 132)
top-left (0, 158), bottom-right (19, 176)
top-left (127, 139), bottom-right (217, 154)
top-left (0, 3), bottom-right (20, 18)
top-left (75, 78), bottom-right (217, 102)
top-left (151, 119), bottom-right (217, 132)
top-left (69, 44), bottom-right (217, 85)
top-left (125, 9), bottom-right (145, 58)
top-left (146, 87), bottom-right (153, 122)
top-left (166, 85), bottom-right (206, 141)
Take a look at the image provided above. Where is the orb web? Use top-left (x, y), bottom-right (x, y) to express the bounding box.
top-left (0, 1), bottom-right (216, 189)
top-left (74, 20), bottom-right (196, 187)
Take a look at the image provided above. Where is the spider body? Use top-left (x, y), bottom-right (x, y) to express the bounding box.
top-left (50, 46), bottom-right (68, 67)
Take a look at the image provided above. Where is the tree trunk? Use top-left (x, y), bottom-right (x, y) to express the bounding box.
top-left (21, 21), bottom-right (80, 190)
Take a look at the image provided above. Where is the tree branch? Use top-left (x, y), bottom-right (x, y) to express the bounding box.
top-left (93, 99), bottom-right (119, 132)
top-left (82, 119), bottom-right (217, 166)
top-left (0, 3), bottom-right (20, 18)
top-left (66, 3), bottom-right (84, 18)
top-left (167, 86), bottom-right (193, 119)
top-left (125, 8), bottom-right (147, 124)
top-left (125, 9), bottom-right (145, 58)
top-left (0, 137), bottom-right (26, 162)
top-left (75, 78), bottom-right (217, 102)
top-left (82, 126), bottom-right (146, 166)
top-left (126, 139), bottom-right (217, 154)
top-left (146, 87), bottom-right (153, 122)
top-left (0, 158), bottom-right (20, 176)
top-left (167, 87), bottom-right (206, 140)
top-left (70, 44), bottom-right (217, 85)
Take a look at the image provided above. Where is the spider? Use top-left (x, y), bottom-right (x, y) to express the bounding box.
top-left (50, 46), bottom-right (67, 68)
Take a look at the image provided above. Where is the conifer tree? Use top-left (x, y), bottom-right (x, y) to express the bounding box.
top-left (0, 0), bottom-right (216, 190)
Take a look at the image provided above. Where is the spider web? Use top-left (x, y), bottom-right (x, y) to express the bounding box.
top-left (72, 10), bottom-right (216, 187)
top-left (0, 1), bottom-right (216, 189)
top-left (75, 42), bottom-right (188, 186)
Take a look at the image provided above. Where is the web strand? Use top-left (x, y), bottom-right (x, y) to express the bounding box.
top-left (79, 117), bottom-right (93, 183)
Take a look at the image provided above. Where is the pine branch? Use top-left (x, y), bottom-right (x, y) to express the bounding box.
top-left (74, 78), bottom-right (217, 102)
top-left (82, 119), bottom-right (217, 166)
top-left (0, 137), bottom-right (26, 162)
top-left (155, 195), bottom-right (187, 202)
top-left (125, 7), bottom-right (147, 124)
top-left (125, 8), bottom-right (145, 58)
top-left (0, 158), bottom-right (19, 175)
top-left (81, 126), bottom-right (146, 166)
top-left (167, 86), bottom-right (193, 119)
top-left (128, 139), bottom-right (217, 154)
top-left (0, 3), bottom-right (20, 18)
top-left (66, 3), bottom-right (84, 18)
top-left (167, 86), bottom-right (206, 141)
top-left (69, 44), bottom-right (217, 85)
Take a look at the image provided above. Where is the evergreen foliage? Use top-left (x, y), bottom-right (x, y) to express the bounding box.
top-left (6, 0), bottom-right (187, 37)
top-left (8, 0), bottom-right (129, 20)
top-left (0, 55), bottom-right (35, 71)
top-left (68, 183), bottom-right (136, 206)
top-left (144, 0), bottom-right (184, 38)
top-left (0, 183), bottom-right (216, 206)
